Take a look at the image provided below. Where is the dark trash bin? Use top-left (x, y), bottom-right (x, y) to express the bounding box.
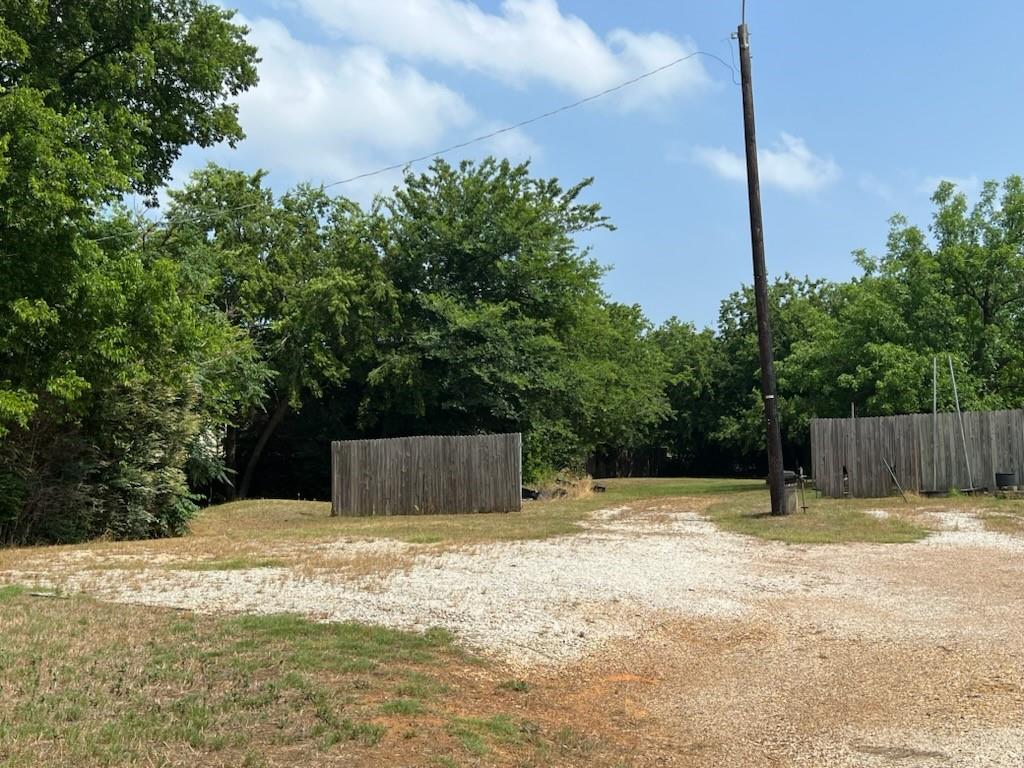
top-left (995, 472), bottom-right (1017, 490)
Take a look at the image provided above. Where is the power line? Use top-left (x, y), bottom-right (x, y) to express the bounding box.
top-left (91, 48), bottom-right (738, 243)
top-left (322, 49), bottom-right (737, 189)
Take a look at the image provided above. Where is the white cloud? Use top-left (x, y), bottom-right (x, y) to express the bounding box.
top-left (918, 175), bottom-right (980, 197)
top-left (226, 17), bottom-right (474, 188)
top-left (694, 133), bottom-right (840, 193)
top-left (290, 0), bottom-right (710, 109)
top-left (476, 125), bottom-right (542, 162)
top-left (172, 16), bottom-right (554, 201)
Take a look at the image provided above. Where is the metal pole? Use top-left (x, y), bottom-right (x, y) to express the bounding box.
top-left (948, 355), bottom-right (974, 491)
top-left (737, 23), bottom-right (787, 515)
top-left (883, 458), bottom-right (908, 503)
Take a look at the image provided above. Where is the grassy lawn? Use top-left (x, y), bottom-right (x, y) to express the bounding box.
top-left (705, 489), bottom-right (933, 544)
top-left (7, 477), bottom-right (1004, 582)
top-left (188, 476), bottom-right (764, 545)
top-left (0, 478), bottom-right (764, 578)
top-left (0, 585), bottom-right (599, 768)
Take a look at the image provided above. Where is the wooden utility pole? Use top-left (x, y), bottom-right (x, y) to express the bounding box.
top-left (737, 19), bottom-right (787, 515)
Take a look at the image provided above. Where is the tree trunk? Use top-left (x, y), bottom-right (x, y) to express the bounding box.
top-left (238, 399), bottom-right (290, 499)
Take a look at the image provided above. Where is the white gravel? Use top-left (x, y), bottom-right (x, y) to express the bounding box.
top-left (5, 500), bottom-right (1022, 766)
top-left (9, 504), bottom-right (1023, 667)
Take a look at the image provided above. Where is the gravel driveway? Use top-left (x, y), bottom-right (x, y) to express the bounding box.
top-left (3, 498), bottom-right (1022, 766)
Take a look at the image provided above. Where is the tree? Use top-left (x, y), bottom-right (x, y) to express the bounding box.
top-left (0, 0), bottom-right (257, 195)
top-left (1, 0), bottom-right (257, 433)
top-left (712, 276), bottom-right (835, 468)
top-left (0, 1), bottom-right (259, 541)
top-left (783, 177), bottom-right (1024, 424)
top-left (360, 158), bottom-right (668, 479)
top-left (650, 318), bottom-right (720, 470)
top-left (161, 166), bottom-right (395, 498)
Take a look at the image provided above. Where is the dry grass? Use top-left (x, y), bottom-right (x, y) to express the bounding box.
top-left (0, 478), bottom-right (763, 582)
top-left (534, 469), bottom-right (595, 500)
top-left (4, 479), bottom-right (1021, 588)
top-left (2, 478), bottom-right (1023, 766)
top-left (978, 509), bottom-right (1024, 536)
top-left (704, 486), bottom-right (1024, 544)
top-left (0, 586), bottom-right (617, 767)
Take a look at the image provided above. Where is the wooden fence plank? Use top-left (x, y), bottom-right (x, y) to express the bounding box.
top-left (330, 433), bottom-right (522, 516)
top-left (810, 409), bottom-right (1024, 498)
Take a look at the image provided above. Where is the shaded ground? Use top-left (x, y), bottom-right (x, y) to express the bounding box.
top-left (2, 486), bottom-right (1022, 766)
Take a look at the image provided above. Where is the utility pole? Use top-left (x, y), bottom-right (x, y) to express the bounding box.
top-left (737, 17), bottom-right (787, 515)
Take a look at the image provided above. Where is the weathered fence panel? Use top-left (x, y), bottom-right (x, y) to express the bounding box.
top-left (810, 409), bottom-right (1024, 498)
top-left (331, 433), bottom-right (522, 516)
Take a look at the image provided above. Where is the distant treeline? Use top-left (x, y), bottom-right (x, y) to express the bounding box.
top-left (2, 1), bottom-right (1022, 543)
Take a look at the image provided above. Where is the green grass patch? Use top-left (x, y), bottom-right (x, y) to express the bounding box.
top-left (706, 490), bottom-right (930, 544)
top-left (595, 477), bottom-right (764, 501)
top-left (379, 698), bottom-right (424, 716)
top-left (396, 671), bottom-right (450, 699)
top-left (0, 593), bottom-right (475, 767)
top-left (0, 583), bottom-right (27, 601)
top-left (448, 714), bottom-right (523, 755)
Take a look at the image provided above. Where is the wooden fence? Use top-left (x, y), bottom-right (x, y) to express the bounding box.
top-left (331, 433), bottom-right (522, 516)
top-left (810, 409), bottom-right (1024, 497)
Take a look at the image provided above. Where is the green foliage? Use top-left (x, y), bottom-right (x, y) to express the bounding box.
top-left (358, 158), bottom-right (669, 482)
top-left (650, 318), bottom-right (719, 467)
top-left (162, 165), bottom-right (395, 497)
top-left (0, 0), bottom-right (258, 542)
top-left (652, 176), bottom-right (1024, 473)
top-left (1, 0), bottom-right (1020, 533)
top-left (0, 0), bottom-right (257, 195)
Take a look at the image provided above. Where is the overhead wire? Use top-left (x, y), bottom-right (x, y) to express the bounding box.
top-left (90, 48), bottom-right (739, 243)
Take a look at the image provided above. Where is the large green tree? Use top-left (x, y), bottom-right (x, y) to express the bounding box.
top-left (662, 176), bottom-right (1024, 475)
top-left (161, 166), bottom-right (394, 498)
top-left (0, 0), bottom-right (259, 541)
top-left (361, 158), bottom-right (668, 480)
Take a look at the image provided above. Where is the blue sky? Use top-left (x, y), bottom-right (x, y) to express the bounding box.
top-left (176, 0), bottom-right (1024, 329)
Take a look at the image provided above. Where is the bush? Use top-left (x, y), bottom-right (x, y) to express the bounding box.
top-left (0, 382), bottom-right (199, 545)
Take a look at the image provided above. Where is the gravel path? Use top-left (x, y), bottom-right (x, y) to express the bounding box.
top-left (3, 499), bottom-right (1022, 766)
top-left (5, 501), bottom-right (1022, 665)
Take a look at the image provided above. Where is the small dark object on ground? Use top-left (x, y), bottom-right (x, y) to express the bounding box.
top-left (521, 487), bottom-right (540, 500)
top-left (592, 484), bottom-right (606, 493)
top-left (767, 470), bottom-right (799, 486)
top-left (995, 472), bottom-right (1017, 490)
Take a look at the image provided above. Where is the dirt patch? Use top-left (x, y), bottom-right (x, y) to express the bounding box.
top-left (537, 614), bottom-right (1024, 767)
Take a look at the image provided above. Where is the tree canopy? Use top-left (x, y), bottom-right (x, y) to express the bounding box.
top-left (0, 0), bottom-right (259, 542)
top-left (1, 0), bottom-right (1022, 545)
